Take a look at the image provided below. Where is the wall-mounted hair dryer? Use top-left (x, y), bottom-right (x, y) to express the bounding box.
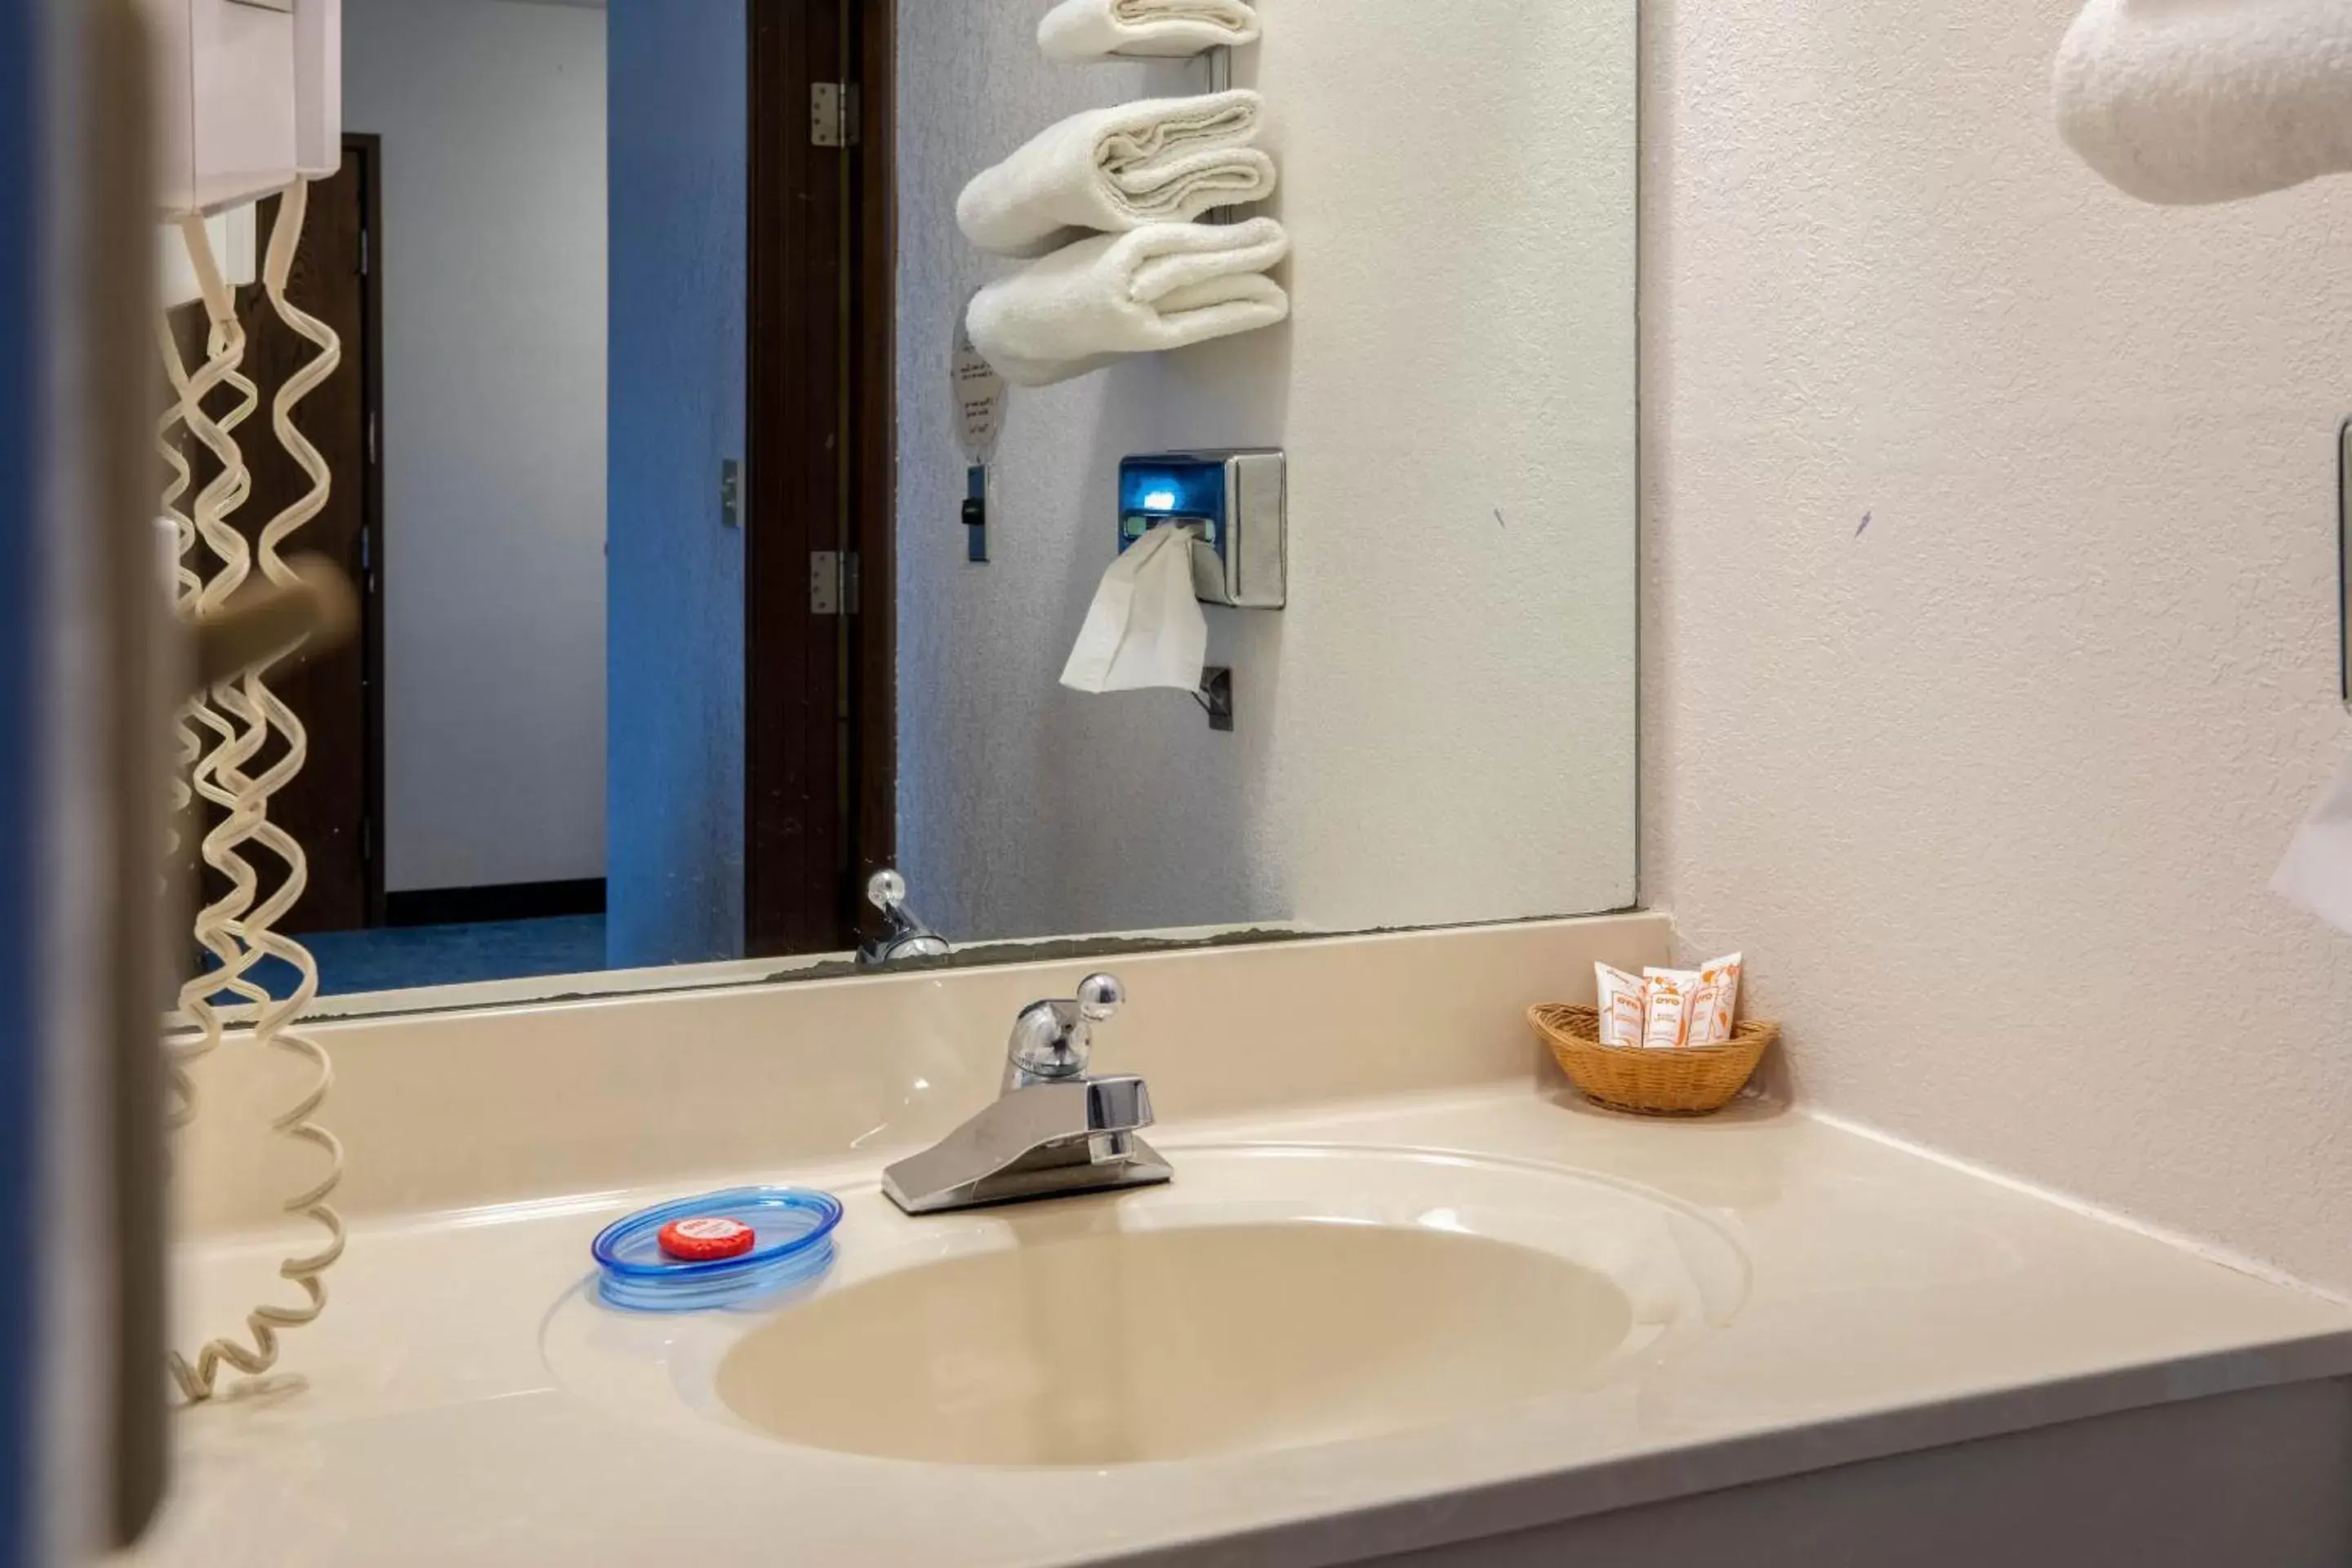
top-left (141, 0), bottom-right (341, 219)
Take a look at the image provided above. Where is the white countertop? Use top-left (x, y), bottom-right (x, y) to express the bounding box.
top-left (129, 1085), bottom-right (2352, 1568)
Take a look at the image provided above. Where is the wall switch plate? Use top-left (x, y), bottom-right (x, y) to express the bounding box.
top-left (1199, 667), bottom-right (1235, 733)
top-left (964, 464), bottom-right (989, 564)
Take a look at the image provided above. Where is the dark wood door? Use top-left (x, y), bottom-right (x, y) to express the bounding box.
top-left (170, 138), bottom-right (382, 935)
top-left (744, 0), bottom-right (896, 958)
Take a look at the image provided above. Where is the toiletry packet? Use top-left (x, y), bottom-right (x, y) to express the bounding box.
top-left (1690, 953), bottom-right (1743, 1045)
top-left (1641, 973), bottom-right (1690, 1050)
top-left (1595, 964), bottom-right (1645, 1048)
top-left (1644, 954), bottom-right (1744, 1047)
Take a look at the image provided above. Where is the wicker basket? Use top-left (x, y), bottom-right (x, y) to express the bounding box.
top-left (1528, 1004), bottom-right (1778, 1117)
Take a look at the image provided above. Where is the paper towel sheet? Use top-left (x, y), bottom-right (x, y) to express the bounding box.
top-left (2273, 743), bottom-right (2352, 935)
top-left (1061, 526), bottom-right (1209, 695)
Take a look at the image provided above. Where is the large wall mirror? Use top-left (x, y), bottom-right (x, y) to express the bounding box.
top-left (166, 0), bottom-right (1637, 1020)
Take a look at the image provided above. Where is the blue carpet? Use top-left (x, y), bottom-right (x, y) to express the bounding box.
top-left (196, 915), bottom-right (610, 1003)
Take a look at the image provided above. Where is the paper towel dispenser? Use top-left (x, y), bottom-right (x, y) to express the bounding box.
top-left (1117, 449), bottom-right (1286, 610)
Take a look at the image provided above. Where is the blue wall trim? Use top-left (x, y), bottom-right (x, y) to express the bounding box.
top-left (604, 0), bottom-right (749, 969)
top-left (0, 0), bottom-right (45, 1558)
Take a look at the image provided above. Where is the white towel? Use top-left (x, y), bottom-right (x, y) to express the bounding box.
top-left (956, 91), bottom-right (1276, 259)
top-left (2056, 0), bottom-right (2352, 204)
top-left (1039, 0), bottom-right (1261, 62)
top-left (967, 218), bottom-right (1291, 388)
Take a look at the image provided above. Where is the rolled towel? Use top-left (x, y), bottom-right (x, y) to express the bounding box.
top-left (967, 217), bottom-right (1291, 388)
top-left (2056, 0), bottom-right (2352, 204)
top-left (957, 90), bottom-right (1276, 258)
top-left (1039, 0), bottom-right (1261, 62)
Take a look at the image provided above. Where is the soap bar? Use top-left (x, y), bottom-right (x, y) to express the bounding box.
top-left (657, 1217), bottom-right (757, 1263)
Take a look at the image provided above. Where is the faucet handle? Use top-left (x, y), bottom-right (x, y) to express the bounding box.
top-left (1007, 973), bottom-right (1126, 1087)
top-left (1075, 973), bottom-right (1125, 1022)
top-left (860, 869), bottom-right (951, 968)
top-left (1086, 1074), bottom-right (1153, 1134)
top-left (867, 869), bottom-right (911, 915)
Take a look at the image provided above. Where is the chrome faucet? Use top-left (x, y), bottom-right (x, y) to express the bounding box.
top-left (881, 974), bottom-right (1174, 1215)
top-left (858, 870), bottom-right (951, 969)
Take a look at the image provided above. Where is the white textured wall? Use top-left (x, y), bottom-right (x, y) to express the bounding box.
top-left (1645, 2), bottom-right (2352, 1290)
top-left (345, 0), bottom-right (608, 893)
top-left (898, 2), bottom-right (1639, 943)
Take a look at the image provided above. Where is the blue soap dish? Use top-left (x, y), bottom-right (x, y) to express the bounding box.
top-left (590, 1186), bottom-right (843, 1314)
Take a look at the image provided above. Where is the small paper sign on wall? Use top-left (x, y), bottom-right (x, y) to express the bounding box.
top-left (953, 296), bottom-right (1007, 464)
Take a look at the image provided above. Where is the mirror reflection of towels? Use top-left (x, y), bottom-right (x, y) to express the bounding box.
top-left (1038, 0), bottom-right (1262, 63)
top-left (957, 91), bottom-right (1276, 258)
top-left (967, 219), bottom-right (1290, 389)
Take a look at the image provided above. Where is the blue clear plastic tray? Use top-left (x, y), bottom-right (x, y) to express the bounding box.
top-left (591, 1187), bottom-right (842, 1314)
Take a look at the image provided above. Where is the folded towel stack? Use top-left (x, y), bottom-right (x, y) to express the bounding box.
top-left (958, 90), bottom-right (1277, 258)
top-left (1039, 0), bottom-right (1262, 63)
top-left (958, 78), bottom-right (1288, 384)
top-left (2056, 0), bottom-right (2352, 204)
top-left (968, 218), bottom-right (1292, 388)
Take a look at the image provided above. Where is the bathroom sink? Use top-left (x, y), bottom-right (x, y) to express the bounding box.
top-left (717, 1218), bottom-right (1634, 1465)
top-left (544, 1144), bottom-right (1749, 1469)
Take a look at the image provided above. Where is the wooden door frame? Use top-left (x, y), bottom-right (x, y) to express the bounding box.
top-left (345, 131), bottom-right (389, 930)
top-left (849, 0), bottom-right (898, 951)
top-left (742, 0), bottom-right (897, 956)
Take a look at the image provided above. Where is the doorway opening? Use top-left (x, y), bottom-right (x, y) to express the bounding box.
top-left (178, 0), bottom-right (901, 1006)
top-left (172, 132), bottom-right (393, 1003)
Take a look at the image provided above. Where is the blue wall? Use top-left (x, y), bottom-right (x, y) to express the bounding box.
top-left (604, 0), bottom-right (747, 969)
top-left (0, 0), bottom-right (42, 1555)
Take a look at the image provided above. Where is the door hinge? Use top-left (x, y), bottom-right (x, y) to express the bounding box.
top-left (810, 551), bottom-right (861, 616)
top-left (358, 226), bottom-right (370, 278)
top-left (367, 411), bottom-right (379, 467)
top-left (811, 82), bottom-right (859, 149)
top-left (360, 817), bottom-right (373, 861)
